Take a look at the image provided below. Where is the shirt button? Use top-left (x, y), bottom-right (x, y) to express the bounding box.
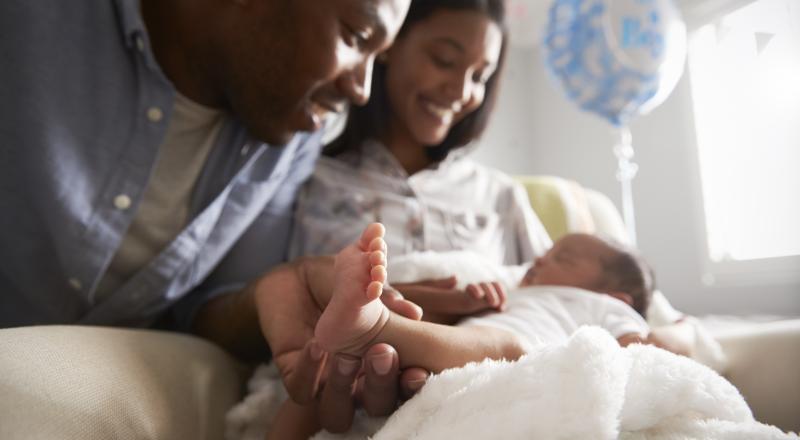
top-left (114, 194), bottom-right (132, 210)
top-left (68, 278), bottom-right (82, 291)
top-left (146, 107), bottom-right (163, 123)
top-left (135, 35), bottom-right (145, 52)
top-left (240, 144), bottom-right (251, 156)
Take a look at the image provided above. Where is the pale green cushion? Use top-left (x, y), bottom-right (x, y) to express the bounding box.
top-left (514, 175), bottom-right (597, 241)
top-left (515, 175), bottom-right (630, 245)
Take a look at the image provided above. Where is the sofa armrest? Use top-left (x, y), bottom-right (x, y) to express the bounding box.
top-left (0, 325), bottom-right (247, 440)
top-left (715, 319), bottom-right (800, 432)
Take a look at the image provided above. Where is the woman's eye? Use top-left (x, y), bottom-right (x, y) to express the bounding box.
top-left (431, 54), bottom-right (455, 69)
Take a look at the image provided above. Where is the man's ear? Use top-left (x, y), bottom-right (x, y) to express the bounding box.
top-left (605, 291), bottom-right (633, 307)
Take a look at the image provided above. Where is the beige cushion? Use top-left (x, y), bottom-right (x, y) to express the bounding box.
top-left (715, 319), bottom-right (800, 433)
top-left (583, 188), bottom-right (631, 245)
top-left (0, 325), bottom-right (247, 440)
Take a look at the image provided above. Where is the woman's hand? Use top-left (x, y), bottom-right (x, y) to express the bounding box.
top-left (391, 276), bottom-right (507, 324)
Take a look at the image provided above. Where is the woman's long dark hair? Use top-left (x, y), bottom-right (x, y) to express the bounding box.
top-left (325, 0), bottom-right (508, 163)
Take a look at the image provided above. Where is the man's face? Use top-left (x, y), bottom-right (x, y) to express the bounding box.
top-left (218, 0), bottom-right (410, 145)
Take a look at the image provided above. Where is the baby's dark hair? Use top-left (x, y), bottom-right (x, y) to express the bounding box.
top-left (599, 240), bottom-right (656, 318)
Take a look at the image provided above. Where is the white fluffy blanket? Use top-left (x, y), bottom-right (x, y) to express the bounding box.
top-left (386, 250), bottom-right (527, 292)
top-left (226, 327), bottom-right (796, 440)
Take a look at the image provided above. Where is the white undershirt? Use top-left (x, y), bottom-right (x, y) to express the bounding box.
top-left (389, 251), bottom-right (649, 347)
top-left (95, 93), bottom-right (224, 300)
top-left (459, 286), bottom-right (650, 348)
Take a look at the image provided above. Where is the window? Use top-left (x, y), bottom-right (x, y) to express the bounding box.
top-left (687, 0), bottom-right (800, 283)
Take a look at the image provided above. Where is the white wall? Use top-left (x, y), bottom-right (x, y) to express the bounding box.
top-left (470, 45), bottom-right (800, 316)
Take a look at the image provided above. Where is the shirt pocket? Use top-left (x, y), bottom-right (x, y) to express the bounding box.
top-left (260, 179), bottom-right (298, 215)
top-left (328, 191), bottom-right (380, 219)
top-left (445, 210), bottom-right (499, 251)
top-left (295, 190), bottom-right (381, 257)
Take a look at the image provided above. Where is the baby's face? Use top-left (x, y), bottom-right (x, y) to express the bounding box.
top-left (520, 234), bottom-right (614, 291)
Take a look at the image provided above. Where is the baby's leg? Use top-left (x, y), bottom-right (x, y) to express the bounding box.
top-left (314, 223), bottom-right (391, 354)
top-left (377, 318), bottom-right (527, 373)
top-left (315, 223), bottom-right (527, 372)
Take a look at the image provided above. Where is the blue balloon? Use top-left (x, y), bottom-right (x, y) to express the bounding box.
top-left (543, 0), bottom-right (687, 126)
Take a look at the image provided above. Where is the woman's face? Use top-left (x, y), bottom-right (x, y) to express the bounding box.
top-left (383, 9), bottom-right (503, 147)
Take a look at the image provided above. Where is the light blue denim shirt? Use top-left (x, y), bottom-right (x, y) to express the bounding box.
top-left (0, 0), bottom-right (322, 327)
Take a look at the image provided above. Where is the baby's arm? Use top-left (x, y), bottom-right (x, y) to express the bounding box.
top-left (617, 332), bottom-right (648, 347)
top-left (645, 321), bottom-right (695, 356)
top-left (617, 328), bottom-right (693, 357)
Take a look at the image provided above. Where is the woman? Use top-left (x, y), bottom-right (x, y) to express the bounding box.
top-left (271, 5), bottom-right (551, 436)
top-left (291, 0), bottom-right (551, 286)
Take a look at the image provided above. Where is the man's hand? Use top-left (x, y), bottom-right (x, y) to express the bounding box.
top-left (391, 276), bottom-right (506, 324)
top-left (251, 257), bottom-right (429, 432)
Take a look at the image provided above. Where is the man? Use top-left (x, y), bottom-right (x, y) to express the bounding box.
top-left (0, 0), bottom-right (421, 434)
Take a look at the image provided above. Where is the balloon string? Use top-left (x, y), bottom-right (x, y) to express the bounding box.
top-left (613, 126), bottom-right (638, 245)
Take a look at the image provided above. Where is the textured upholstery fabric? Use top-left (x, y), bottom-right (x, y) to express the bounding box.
top-left (0, 326), bottom-right (247, 440)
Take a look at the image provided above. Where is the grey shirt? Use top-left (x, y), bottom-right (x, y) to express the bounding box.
top-left (291, 141), bottom-right (552, 264)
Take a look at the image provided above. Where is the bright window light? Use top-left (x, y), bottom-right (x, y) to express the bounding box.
top-left (688, 0), bottom-right (800, 262)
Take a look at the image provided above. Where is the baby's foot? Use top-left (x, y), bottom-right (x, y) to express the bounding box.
top-left (314, 223), bottom-right (390, 355)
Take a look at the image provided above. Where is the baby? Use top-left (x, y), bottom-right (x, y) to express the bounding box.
top-left (457, 231), bottom-right (654, 350)
top-left (268, 224), bottom-right (655, 438)
top-left (316, 224), bottom-right (653, 367)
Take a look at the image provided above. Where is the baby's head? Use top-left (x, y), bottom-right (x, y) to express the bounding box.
top-left (520, 233), bottom-right (655, 317)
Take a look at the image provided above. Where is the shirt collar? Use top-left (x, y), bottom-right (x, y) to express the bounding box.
top-left (358, 139), bottom-right (411, 179)
top-left (113, 0), bottom-right (146, 49)
top-left (356, 139), bottom-right (472, 179)
top-left (112, 0), bottom-right (174, 83)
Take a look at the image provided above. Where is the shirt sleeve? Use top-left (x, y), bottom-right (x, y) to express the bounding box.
top-left (165, 131), bottom-right (324, 332)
